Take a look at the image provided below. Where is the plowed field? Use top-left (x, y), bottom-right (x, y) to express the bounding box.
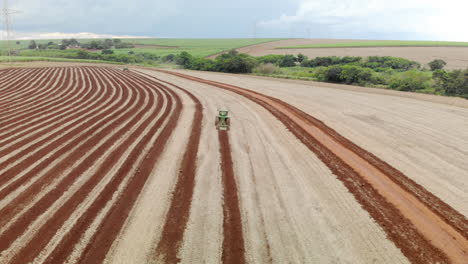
top-left (0, 66), bottom-right (466, 264)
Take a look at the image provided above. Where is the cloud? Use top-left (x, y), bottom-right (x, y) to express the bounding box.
top-left (260, 0), bottom-right (468, 41)
top-left (9, 31), bottom-right (151, 40)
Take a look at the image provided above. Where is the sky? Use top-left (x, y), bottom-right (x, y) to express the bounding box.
top-left (2, 0), bottom-right (467, 41)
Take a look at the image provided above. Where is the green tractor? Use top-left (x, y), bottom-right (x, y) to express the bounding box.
top-left (215, 110), bottom-right (230, 131)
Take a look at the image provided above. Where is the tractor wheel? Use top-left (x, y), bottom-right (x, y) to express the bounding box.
top-left (215, 117), bottom-right (219, 126)
top-left (226, 118), bottom-right (230, 126)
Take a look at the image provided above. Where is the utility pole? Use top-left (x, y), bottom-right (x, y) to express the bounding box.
top-left (1, 0), bottom-right (21, 62)
top-left (252, 21), bottom-right (257, 39)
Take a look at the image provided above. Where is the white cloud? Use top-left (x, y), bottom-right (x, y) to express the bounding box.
top-left (260, 0), bottom-right (468, 41)
top-left (12, 32), bottom-right (151, 40)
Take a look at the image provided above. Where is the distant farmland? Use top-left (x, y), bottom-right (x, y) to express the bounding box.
top-left (0, 38), bottom-right (283, 58)
top-left (279, 40), bottom-right (468, 49)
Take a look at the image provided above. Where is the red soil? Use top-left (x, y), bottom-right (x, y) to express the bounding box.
top-left (218, 130), bottom-right (246, 264)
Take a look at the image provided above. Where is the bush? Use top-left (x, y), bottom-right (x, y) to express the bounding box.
top-left (433, 69), bottom-right (468, 96)
top-left (213, 50), bottom-right (257, 73)
top-left (161, 54), bottom-right (175, 62)
top-left (253, 63), bottom-right (282, 74)
top-left (257, 55), bottom-right (285, 65)
top-left (428, 59), bottom-right (447, 71)
top-left (296, 53), bottom-right (307, 63)
top-left (339, 65), bottom-right (373, 85)
top-left (278, 55), bottom-right (296, 67)
top-left (28, 40), bottom-right (37, 49)
top-left (102, 49), bottom-right (114, 55)
top-left (388, 70), bottom-right (430, 91)
top-left (301, 56), bottom-right (362, 67)
top-left (366, 56), bottom-right (420, 71)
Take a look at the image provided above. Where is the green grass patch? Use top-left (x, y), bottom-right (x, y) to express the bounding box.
top-left (1, 38), bottom-right (282, 57)
top-left (278, 40), bottom-right (468, 49)
top-left (0, 56), bottom-right (122, 64)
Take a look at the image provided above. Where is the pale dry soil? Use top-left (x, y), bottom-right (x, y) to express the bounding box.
top-left (167, 69), bottom-right (468, 218)
top-left (134, 68), bottom-right (409, 263)
top-left (225, 39), bottom-right (468, 70)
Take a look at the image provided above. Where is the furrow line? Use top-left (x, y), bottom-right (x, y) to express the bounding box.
top-left (148, 69), bottom-right (468, 264)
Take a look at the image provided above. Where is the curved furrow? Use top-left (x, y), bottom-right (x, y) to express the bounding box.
top-left (0, 68), bottom-right (59, 108)
top-left (66, 70), bottom-right (181, 264)
top-left (0, 67), bottom-right (58, 104)
top-left (0, 68), bottom-right (67, 119)
top-left (0, 67), bottom-right (162, 262)
top-left (3, 69), bottom-right (170, 264)
top-left (0, 68), bottom-right (77, 141)
top-left (151, 69), bottom-right (468, 264)
top-left (0, 68), bottom-right (94, 150)
top-left (0, 67), bottom-right (117, 197)
top-left (0, 68), bottom-right (41, 96)
top-left (0, 68), bottom-right (75, 128)
top-left (0, 68), bottom-right (53, 106)
top-left (0, 67), bottom-right (129, 213)
top-left (0, 68), bottom-right (29, 86)
top-left (130, 71), bottom-right (206, 264)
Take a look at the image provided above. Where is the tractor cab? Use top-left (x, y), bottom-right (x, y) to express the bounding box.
top-left (215, 110), bottom-right (230, 131)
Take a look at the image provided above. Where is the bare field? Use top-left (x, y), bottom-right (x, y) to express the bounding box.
top-left (0, 64), bottom-right (467, 263)
top-left (228, 39), bottom-right (468, 69)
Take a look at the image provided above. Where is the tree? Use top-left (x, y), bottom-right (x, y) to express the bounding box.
top-left (16, 41), bottom-right (20, 45)
top-left (428, 59), bottom-right (447, 71)
top-left (77, 50), bottom-right (89, 59)
top-left (175, 51), bottom-right (193, 67)
top-left (278, 55), bottom-right (297, 67)
top-left (28, 40), bottom-right (37, 49)
top-left (113, 39), bottom-right (122, 44)
top-left (296, 53), bottom-right (307, 63)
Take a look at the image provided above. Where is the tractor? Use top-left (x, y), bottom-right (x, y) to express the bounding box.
top-left (215, 110), bottom-right (230, 131)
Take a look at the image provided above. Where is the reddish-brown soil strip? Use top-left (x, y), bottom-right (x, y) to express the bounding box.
top-left (0, 68), bottom-right (75, 127)
top-left (0, 68), bottom-right (59, 109)
top-left (0, 68), bottom-right (101, 188)
top-left (0, 68), bottom-right (76, 144)
top-left (2, 68), bottom-right (166, 263)
top-left (41, 72), bottom-right (180, 264)
top-left (0, 67), bottom-right (142, 220)
top-left (218, 130), bottom-right (246, 264)
top-left (0, 69), bottom-right (37, 94)
top-left (0, 67), bottom-right (144, 234)
top-left (0, 68), bottom-right (89, 124)
top-left (137, 70), bottom-right (246, 263)
top-left (150, 69), bottom-right (468, 264)
top-left (0, 69), bottom-right (112, 202)
top-left (133, 71), bottom-right (204, 264)
top-left (0, 68), bottom-right (46, 100)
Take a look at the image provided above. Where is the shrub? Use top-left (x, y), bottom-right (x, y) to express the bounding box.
top-left (366, 56), bottom-right (420, 71)
top-left (28, 40), bottom-right (37, 49)
top-left (339, 65), bottom-right (373, 85)
top-left (214, 50), bottom-right (257, 73)
top-left (257, 54), bottom-right (285, 65)
top-left (102, 49), bottom-right (114, 55)
top-left (278, 55), bottom-right (296, 67)
top-left (433, 69), bottom-right (468, 96)
top-left (388, 70), bottom-right (430, 91)
top-left (160, 54), bottom-right (174, 62)
top-left (253, 63), bottom-right (282, 74)
top-left (296, 53), bottom-right (307, 63)
top-left (428, 59), bottom-right (447, 71)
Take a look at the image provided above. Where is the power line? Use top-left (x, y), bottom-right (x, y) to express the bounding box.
top-left (1, 0), bottom-right (21, 62)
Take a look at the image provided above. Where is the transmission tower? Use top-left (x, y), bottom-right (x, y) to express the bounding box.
top-left (1, 0), bottom-right (21, 62)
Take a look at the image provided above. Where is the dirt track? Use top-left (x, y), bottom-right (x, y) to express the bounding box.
top-left (218, 39), bottom-right (468, 69)
top-left (0, 65), bottom-right (467, 263)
